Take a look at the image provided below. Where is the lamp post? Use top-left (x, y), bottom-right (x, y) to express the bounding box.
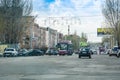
top-left (68, 25), bottom-right (70, 36)
top-left (30, 19), bottom-right (34, 49)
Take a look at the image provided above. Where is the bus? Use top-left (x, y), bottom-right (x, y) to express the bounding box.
top-left (56, 41), bottom-right (73, 56)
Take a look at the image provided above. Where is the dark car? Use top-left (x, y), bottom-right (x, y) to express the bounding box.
top-left (17, 49), bottom-right (28, 56)
top-left (25, 49), bottom-right (44, 56)
top-left (78, 48), bottom-right (91, 58)
top-left (46, 48), bottom-right (58, 55)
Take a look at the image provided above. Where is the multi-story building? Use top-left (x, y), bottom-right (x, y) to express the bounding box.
top-left (22, 21), bottom-right (63, 49)
top-left (20, 16), bottom-right (34, 49)
top-left (32, 23), bottom-right (41, 48)
top-left (39, 27), bottom-right (63, 48)
top-left (46, 27), bottom-right (58, 48)
top-left (57, 32), bottom-right (64, 43)
top-left (39, 27), bottom-right (47, 48)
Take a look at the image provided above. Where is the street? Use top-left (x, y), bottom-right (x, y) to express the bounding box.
top-left (0, 54), bottom-right (120, 80)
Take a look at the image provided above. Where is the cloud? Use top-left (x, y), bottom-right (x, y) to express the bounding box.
top-left (32, 0), bottom-right (103, 42)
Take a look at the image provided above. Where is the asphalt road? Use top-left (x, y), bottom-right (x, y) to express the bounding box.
top-left (0, 54), bottom-right (120, 80)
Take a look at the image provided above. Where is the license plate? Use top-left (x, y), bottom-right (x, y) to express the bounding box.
top-left (5, 54), bottom-right (10, 55)
top-left (83, 52), bottom-right (86, 54)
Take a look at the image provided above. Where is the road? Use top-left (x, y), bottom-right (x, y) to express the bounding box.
top-left (0, 54), bottom-right (120, 80)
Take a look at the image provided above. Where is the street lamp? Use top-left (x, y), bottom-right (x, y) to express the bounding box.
top-left (68, 25), bottom-right (70, 36)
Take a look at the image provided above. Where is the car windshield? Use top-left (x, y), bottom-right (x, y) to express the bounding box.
top-left (5, 49), bottom-right (14, 51)
top-left (112, 47), bottom-right (118, 51)
top-left (57, 43), bottom-right (68, 50)
top-left (81, 48), bottom-right (89, 51)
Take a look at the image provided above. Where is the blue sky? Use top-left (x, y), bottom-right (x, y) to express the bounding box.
top-left (32, 0), bottom-right (104, 42)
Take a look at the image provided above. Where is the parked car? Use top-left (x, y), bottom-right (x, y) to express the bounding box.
top-left (17, 49), bottom-right (28, 56)
top-left (3, 48), bottom-right (18, 57)
top-left (25, 49), bottom-right (44, 56)
top-left (78, 48), bottom-right (91, 59)
top-left (74, 50), bottom-right (79, 54)
top-left (46, 48), bottom-right (58, 55)
top-left (109, 46), bottom-right (120, 57)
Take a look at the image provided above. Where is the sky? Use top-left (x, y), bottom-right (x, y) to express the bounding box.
top-left (32, 0), bottom-right (104, 43)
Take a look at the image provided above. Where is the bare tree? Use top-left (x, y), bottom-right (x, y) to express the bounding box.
top-left (0, 0), bottom-right (32, 44)
top-left (102, 0), bottom-right (120, 48)
top-left (80, 32), bottom-right (87, 42)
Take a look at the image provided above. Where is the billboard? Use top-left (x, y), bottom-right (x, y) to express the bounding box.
top-left (97, 28), bottom-right (112, 36)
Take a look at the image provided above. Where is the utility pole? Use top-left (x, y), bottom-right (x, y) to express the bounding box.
top-left (30, 20), bottom-right (33, 49)
top-left (68, 25), bottom-right (70, 36)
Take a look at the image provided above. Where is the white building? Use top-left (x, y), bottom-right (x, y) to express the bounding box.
top-left (38, 26), bottom-right (63, 48)
top-left (46, 27), bottom-right (58, 48)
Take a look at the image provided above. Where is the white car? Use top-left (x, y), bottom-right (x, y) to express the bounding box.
top-left (3, 48), bottom-right (18, 57)
top-left (109, 46), bottom-right (120, 58)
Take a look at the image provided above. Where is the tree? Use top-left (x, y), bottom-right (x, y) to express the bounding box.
top-left (63, 33), bottom-right (80, 50)
top-left (64, 32), bottom-right (88, 49)
top-left (0, 0), bottom-right (32, 44)
top-left (70, 34), bottom-right (80, 50)
top-left (80, 32), bottom-right (87, 42)
top-left (102, 0), bottom-right (120, 48)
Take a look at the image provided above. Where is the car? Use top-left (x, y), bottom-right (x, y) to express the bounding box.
top-left (17, 49), bottom-right (28, 56)
top-left (91, 49), bottom-right (97, 55)
top-left (25, 49), bottom-right (44, 56)
top-left (109, 46), bottom-right (120, 57)
top-left (99, 47), bottom-right (105, 54)
top-left (78, 48), bottom-right (91, 59)
top-left (3, 48), bottom-right (18, 57)
top-left (74, 50), bottom-right (79, 54)
top-left (46, 48), bottom-right (58, 55)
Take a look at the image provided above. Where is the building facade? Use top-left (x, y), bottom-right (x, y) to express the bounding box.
top-left (22, 22), bottom-right (63, 49)
top-left (39, 27), bottom-right (64, 48)
top-left (39, 27), bottom-right (47, 48)
top-left (46, 27), bottom-right (58, 48)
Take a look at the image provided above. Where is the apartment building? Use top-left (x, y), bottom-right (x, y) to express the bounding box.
top-left (22, 21), bottom-right (63, 49)
top-left (46, 27), bottom-right (58, 48)
top-left (32, 23), bottom-right (41, 48)
top-left (39, 27), bottom-right (64, 48)
top-left (39, 27), bottom-right (47, 48)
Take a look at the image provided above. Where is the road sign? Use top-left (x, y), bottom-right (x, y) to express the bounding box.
top-left (80, 42), bottom-right (88, 47)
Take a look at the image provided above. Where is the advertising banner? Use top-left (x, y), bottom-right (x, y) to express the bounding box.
top-left (97, 28), bottom-right (112, 36)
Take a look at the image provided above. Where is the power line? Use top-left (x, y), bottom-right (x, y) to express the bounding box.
top-left (38, 15), bottom-right (103, 19)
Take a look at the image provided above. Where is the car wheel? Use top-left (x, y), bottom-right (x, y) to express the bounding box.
top-left (89, 55), bottom-right (91, 59)
top-left (116, 54), bottom-right (119, 58)
top-left (119, 54), bottom-right (120, 58)
top-left (78, 55), bottom-right (81, 58)
top-left (11, 54), bottom-right (14, 57)
top-left (117, 56), bottom-right (119, 58)
top-left (3, 55), bottom-right (6, 57)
